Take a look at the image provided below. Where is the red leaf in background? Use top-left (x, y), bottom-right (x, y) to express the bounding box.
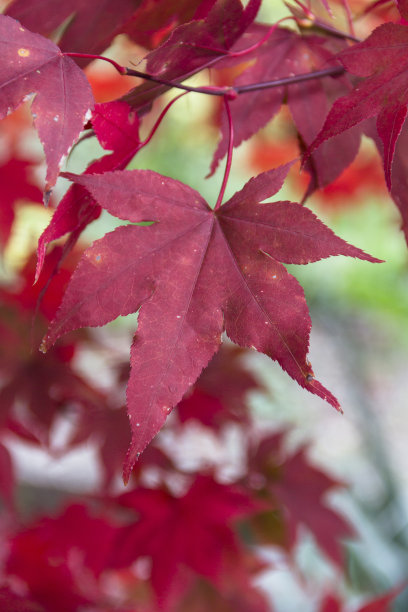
top-left (5, 0), bottom-right (142, 65)
top-left (313, 149), bottom-right (387, 209)
top-left (42, 164), bottom-right (379, 480)
top-left (273, 448), bottom-right (352, 565)
top-left (248, 434), bottom-right (353, 565)
top-left (123, 0), bottom-right (217, 49)
top-left (211, 27), bottom-right (361, 195)
top-left (177, 345), bottom-right (262, 430)
top-left (320, 595), bottom-right (341, 612)
top-left (0, 157), bottom-right (42, 248)
top-left (36, 101), bottom-right (140, 281)
top-left (0, 248), bottom-right (105, 448)
top-left (3, 246), bottom-right (80, 321)
top-left (368, 119), bottom-right (408, 243)
top-left (69, 403), bottom-right (174, 490)
top-left (6, 504), bottom-right (118, 612)
top-left (0, 16), bottom-right (94, 191)
top-left (357, 587), bottom-right (404, 611)
top-left (122, 0), bottom-right (261, 112)
top-left (309, 19), bottom-right (408, 189)
top-left (110, 475), bottom-right (260, 606)
top-left (319, 585), bottom-right (404, 611)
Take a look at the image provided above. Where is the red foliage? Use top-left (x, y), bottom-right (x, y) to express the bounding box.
top-left (0, 1), bottom-right (407, 609)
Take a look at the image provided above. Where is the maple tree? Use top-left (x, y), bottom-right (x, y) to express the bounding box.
top-left (0, 0), bottom-right (408, 609)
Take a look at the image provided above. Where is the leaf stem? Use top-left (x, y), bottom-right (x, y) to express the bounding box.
top-left (125, 67), bottom-right (236, 98)
top-left (126, 65), bottom-right (345, 96)
top-left (234, 65), bottom-right (345, 93)
top-left (214, 97), bottom-right (234, 211)
top-left (229, 17), bottom-right (297, 56)
top-left (64, 52), bottom-right (127, 74)
top-left (65, 51), bottom-right (345, 98)
top-left (141, 92), bottom-right (188, 147)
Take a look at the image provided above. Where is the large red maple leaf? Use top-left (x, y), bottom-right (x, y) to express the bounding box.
top-left (0, 16), bottom-right (94, 191)
top-left (41, 163), bottom-right (379, 480)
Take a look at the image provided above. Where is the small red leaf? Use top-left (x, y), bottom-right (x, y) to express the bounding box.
top-left (36, 101), bottom-right (140, 282)
top-left (122, 0), bottom-right (261, 112)
top-left (0, 15), bottom-right (94, 190)
top-left (309, 22), bottom-right (408, 189)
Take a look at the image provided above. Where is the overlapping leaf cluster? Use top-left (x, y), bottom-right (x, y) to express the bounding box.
top-left (0, 2), bottom-right (407, 606)
top-left (0, 0), bottom-right (389, 478)
top-left (0, 323), bottom-right (399, 610)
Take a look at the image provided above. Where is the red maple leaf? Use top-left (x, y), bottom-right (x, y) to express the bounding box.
top-left (123, 0), bottom-right (218, 49)
top-left (0, 15), bottom-right (94, 190)
top-left (122, 0), bottom-right (261, 112)
top-left (309, 15), bottom-right (408, 190)
top-left (0, 248), bottom-right (104, 448)
top-left (5, 0), bottom-right (141, 65)
top-left (41, 164), bottom-right (379, 480)
top-left (5, 504), bottom-right (118, 612)
top-left (69, 403), bottom-right (174, 490)
top-left (109, 475), bottom-right (260, 606)
top-left (319, 585), bottom-right (405, 611)
top-left (247, 433), bottom-right (353, 565)
top-left (211, 27), bottom-right (361, 195)
top-left (367, 118), bottom-right (408, 243)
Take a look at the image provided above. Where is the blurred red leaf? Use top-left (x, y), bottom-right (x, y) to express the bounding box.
top-left (123, 0), bottom-right (218, 49)
top-left (177, 346), bottom-right (261, 430)
top-left (109, 475), bottom-right (261, 606)
top-left (248, 434), bottom-right (353, 565)
top-left (6, 504), bottom-right (118, 612)
top-left (0, 158), bottom-right (42, 249)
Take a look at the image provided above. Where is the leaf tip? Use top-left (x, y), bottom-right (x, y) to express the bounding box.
top-left (43, 189), bottom-right (52, 207)
top-left (122, 443), bottom-right (141, 486)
